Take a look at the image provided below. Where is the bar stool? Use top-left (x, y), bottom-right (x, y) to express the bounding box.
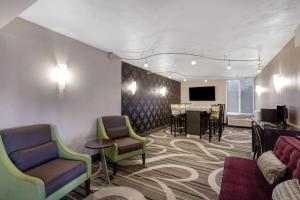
top-left (200, 111), bottom-right (210, 139)
top-left (207, 104), bottom-right (224, 143)
top-left (171, 113), bottom-right (186, 137)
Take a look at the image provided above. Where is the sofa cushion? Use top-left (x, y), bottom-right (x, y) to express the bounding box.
top-left (273, 136), bottom-right (300, 180)
top-left (10, 141), bottom-right (58, 171)
top-left (114, 137), bottom-right (143, 154)
top-left (106, 126), bottom-right (129, 139)
top-left (0, 124), bottom-right (52, 155)
top-left (102, 116), bottom-right (126, 129)
top-left (219, 157), bottom-right (274, 200)
top-left (25, 159), bottom-right (86, 197)
top-left (272, 179), bottom-right (300, 200)
top-left (257, 151), bottom-right (287, 184)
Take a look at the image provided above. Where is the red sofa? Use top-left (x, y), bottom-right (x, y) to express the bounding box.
top-left (219, 136), bottom-right (300, 200)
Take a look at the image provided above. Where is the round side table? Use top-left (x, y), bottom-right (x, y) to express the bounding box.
top-left (85, 139), bottom-right (115, 185)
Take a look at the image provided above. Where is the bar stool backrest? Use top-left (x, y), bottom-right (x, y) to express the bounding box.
top-left (171, 104), bottom-right (181, 115)
top-left (211, 104), bottom-right (221, 119)
top-left (179, 104), bottom-right (186, 114)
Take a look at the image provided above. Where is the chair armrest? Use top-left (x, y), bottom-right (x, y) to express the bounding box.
top-left (0, 137), bottom-right (45, 200)
top-left (97, 118), bottom-right (110, 140)
top-left (125, 116), bottom-right (146, 143)
top-left (50, 125), bottom-right (92, 178)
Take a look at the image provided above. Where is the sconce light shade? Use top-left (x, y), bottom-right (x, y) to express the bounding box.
top-left (160, 87), bottom-right (167, 97)
top-left (273, 74), bottom-right (283, 93)
top-left (128, 81), bottom-right (137, 95)
top-left (273, 74), bottom-right (289, 93)
top-left (51, 64), bottom-right (70, 92)
top-left (255, 85), bottom-right (266, 96)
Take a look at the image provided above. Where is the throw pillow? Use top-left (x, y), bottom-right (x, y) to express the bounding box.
top-left (272, 179), bottom-right (300, 200)
top-left (257, 150), bottom-right (287, 184)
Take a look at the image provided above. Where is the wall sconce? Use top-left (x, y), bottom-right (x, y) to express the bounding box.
top-left (51, 64), bottom-right (70, 92)
top-left (273, 74), bottom-right (288, 93)
top-left (255, 85), bottom-right (267, 96)
top-left (159, 87), bottom-right (167, 97)
top-left (128, 81), bottom-right (137, 95)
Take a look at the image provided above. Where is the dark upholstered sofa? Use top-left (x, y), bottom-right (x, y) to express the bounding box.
top-left (0, 124), bottom-right (91, 200)
top-left (219, 136), bottom-right (300, 200)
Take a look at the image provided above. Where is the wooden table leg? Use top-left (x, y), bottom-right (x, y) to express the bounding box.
top-left (99, 148), bottom-right (111, 185)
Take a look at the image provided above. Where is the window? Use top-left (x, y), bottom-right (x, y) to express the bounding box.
top-left (227, 79), bottom-right (254, 114)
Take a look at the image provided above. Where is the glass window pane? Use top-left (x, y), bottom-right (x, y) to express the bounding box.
top-left (227, 80), bottom-right (239, 113)
top-left (240, 80), bottom-right (253, 114)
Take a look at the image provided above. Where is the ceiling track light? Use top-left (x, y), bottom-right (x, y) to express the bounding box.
top-left (144, 61), bottom-right (148, 68)
top-left (257, 54), bottom-right (262, 73)
top-left (148, 70), bottom-right (254, 80)
top-left (191, 60), bottom-right (196, 65)
top-left (226, 60), bottom-right (231, 70)
top-left (119, 51), bottom-right (260, 63)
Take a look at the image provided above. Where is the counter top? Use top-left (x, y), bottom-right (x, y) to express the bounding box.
top-left (186, 107), bottom-right (210, 112)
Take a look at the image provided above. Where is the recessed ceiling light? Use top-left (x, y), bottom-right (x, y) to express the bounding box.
top-left (205, 80), bottom-right (208, 82)
top-left (191, 60), bottom-right (196, 65)
top-left (183, 79), bottom-right (187, 82)
top-left (168, 75), bottom-right (172, 79)
top-left (144, 63), bottom-right (148, 68)
top-left (257, 69), bottom-right (261, 73)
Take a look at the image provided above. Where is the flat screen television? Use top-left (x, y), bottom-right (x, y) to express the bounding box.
top-left (189, 86), bottom-right (215, 101)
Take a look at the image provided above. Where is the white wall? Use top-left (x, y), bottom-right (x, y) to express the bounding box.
top-left (255, 38), bottom-right (300, 126)
top-left (0, 18), bottom-right (121, 153)
top-left (0, 0), bottom-right (37, 29)
top-left (181, 80), bottom-right (226, 108)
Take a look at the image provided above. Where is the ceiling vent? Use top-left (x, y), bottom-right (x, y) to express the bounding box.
top-left (296, 25), bottom-right (300, 48)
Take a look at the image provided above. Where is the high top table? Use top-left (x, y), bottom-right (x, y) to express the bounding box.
top-left (85, 139), bottom-right (115, 185)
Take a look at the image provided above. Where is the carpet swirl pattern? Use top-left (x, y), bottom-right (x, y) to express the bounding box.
top-left (63, 127), bottom-right (252, 200)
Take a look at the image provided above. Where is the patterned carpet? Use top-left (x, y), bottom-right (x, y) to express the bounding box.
top-left (63, 126), bottom-right (252, 200)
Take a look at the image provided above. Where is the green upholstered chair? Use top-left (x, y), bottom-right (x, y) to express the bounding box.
top-left (0, 124), bottom-right (91, 200)
top-left (97, 115), bottom-right (146, 175)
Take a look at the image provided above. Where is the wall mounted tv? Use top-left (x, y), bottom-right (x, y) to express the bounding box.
top-left (189, 86), bottom-right (215, 101)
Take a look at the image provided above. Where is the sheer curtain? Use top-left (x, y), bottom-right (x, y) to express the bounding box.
top-left (227, 79), bottom-right (254, 114)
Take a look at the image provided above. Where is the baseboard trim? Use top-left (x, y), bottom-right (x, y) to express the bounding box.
top-left (226, 125), bottom-right (252, 129)
top-left (140, 124), bottom-right (169, 136)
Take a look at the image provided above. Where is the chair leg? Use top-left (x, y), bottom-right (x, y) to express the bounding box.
top-left (184, 117), bottom-right (187, 135)
top-left (142, 153), bottom-right (146, 166)
top-left (199, 123), bottom-right (202, 139)
top-left (253, 145), bottom-right (257, 160)
top-left (171, 116), bottom-right (173, 135)
top-left (113, 162), bottom-right (117, 175)
top-left (85, 178), bottom-right (90, 196)
top-left (218, 123), bottom-right (222, 142)
top-left (209, 121), bottom-right (212, 143)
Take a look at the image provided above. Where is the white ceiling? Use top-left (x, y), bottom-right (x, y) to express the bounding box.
top-left (20, 0), bottom-right (300, 81)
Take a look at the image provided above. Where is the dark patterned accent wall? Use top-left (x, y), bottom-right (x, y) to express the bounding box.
top-left (122, 62), bottom-right (181, 134)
